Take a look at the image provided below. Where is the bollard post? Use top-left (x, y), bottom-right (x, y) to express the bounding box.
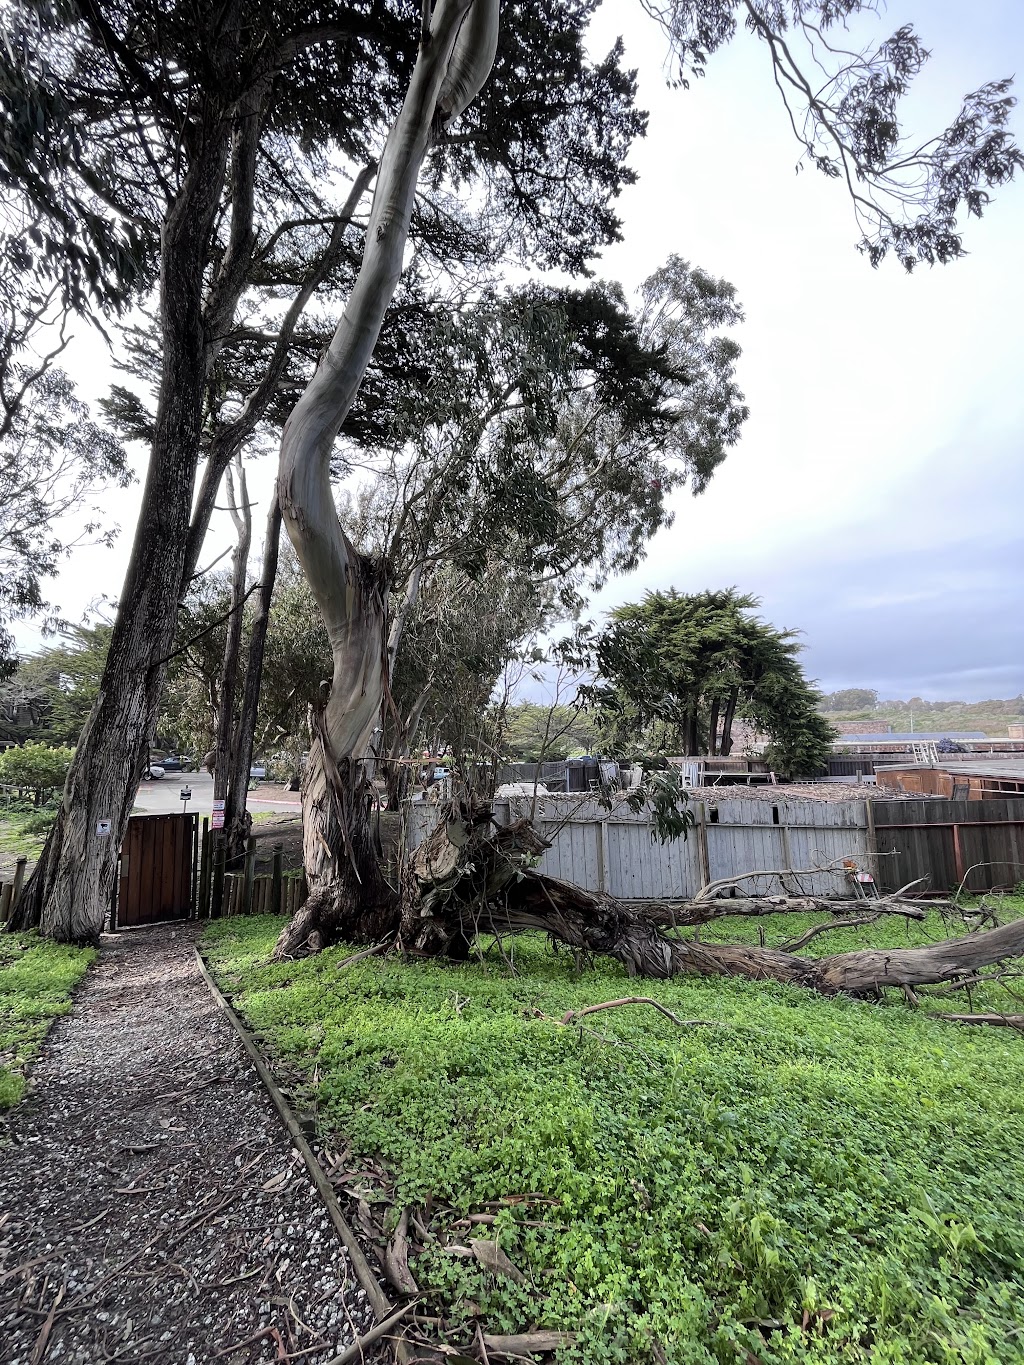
top-left (272, 844), bottom-right (283, 915)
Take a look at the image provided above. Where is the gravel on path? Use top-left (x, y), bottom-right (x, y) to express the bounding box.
top-left (0, 923), bottom-right (375, 1365)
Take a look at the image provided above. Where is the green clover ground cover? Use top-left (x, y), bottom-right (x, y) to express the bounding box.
top-left (0, 931), bottom-right (95, 1109)
top-left (203, 907), bottom-right (1024, 1365)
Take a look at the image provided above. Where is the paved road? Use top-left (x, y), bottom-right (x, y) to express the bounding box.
top-left (133, 771), bottom-right (301, 817)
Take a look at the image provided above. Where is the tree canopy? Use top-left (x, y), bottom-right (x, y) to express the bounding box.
top-left (583, 588), bottom-right (837, 775)
top-left (0, 372), bottom-right (129, 676)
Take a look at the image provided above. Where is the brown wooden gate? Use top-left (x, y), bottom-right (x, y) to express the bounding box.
top-left (116, 813), bottom-right (198, 928)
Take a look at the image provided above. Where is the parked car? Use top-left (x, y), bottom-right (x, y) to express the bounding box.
top-left (249, 764), bottom-right (266, 779)
top-left (158, 754), bottom-right (183, 772)
top-left (144, 764), bottom-right (165, 780)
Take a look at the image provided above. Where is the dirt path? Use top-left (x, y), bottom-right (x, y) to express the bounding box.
top-left (0, 924), bottom-right (374, 1364)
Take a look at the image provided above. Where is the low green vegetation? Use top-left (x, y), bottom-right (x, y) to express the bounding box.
top-left (203, 907), bottom-right (1024, 1365)
top-left (0, 809), bottom-right (51, 866)
top-left (0, 931), bottom-right (95, 1109)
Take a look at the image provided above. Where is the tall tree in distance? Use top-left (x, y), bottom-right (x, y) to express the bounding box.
top-left (584, 589), bottom-right (836, 776)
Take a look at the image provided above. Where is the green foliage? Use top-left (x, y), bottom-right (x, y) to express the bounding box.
top-left (204, 905), bottom-right (1024, 1365)
top-left (582, 589), bottom-right (837, 776)
top-left (0, 741), bottom-right (74, 802)
top-left (5, 622), bottom-right (112, 744)
top-left (821, 689), bottom-right (879, 712)
top-left (499, 703), bottom-right (599, 762)
top-left (0, 367), bottom-right (130, 672)
top-left (0, 931), bottom-right (94, 1109)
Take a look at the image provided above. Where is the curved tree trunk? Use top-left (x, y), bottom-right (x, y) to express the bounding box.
top-left (273, 0), bottom-right (498, 956)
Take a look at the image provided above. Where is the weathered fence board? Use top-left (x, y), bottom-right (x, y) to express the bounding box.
top-left (405, 796), bottom-right (872, 900)
top-left (404, 794), bottom-right (1024, 900)
top-left (872, 799), bottom-right (1024, 893)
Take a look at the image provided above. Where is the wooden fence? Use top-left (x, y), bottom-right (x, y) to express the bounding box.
top-left (194, 824), bottom-right (308, 920)
top-left (0, 855), bottom-right (27, 922)
top-left (405, 795), bottom-right (1024, 898)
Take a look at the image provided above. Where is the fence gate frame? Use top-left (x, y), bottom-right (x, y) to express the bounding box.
top-left (114, 812), bottom-right (199, 929)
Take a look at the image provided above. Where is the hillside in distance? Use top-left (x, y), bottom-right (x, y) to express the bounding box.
top-left (819, 691), bottom-right (1024, 738)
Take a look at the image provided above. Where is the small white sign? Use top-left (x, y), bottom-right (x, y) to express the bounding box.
top-left (96, 819), bottom-right (112, 837)
top-left (211, 809), bottom-right (225, 830)
top-left (212, 799), bottom-right (225, 812)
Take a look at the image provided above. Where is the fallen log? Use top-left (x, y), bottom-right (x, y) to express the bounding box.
top-left (398, 814), bottom-right (1024, 998)
top-left (935, 1013), bottom-right (1024, 1027)
top-left (637, 896), bottom-right (930, 927)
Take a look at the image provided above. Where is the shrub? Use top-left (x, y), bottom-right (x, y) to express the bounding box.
top-left (0, 742), bottom-right (74, 805)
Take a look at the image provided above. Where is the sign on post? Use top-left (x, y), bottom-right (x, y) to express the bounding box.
top-left (211, 799), bottom-right (225, 831)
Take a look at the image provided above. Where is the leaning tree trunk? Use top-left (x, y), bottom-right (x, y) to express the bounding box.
top-left (273, 0), bottom-right (499, 958)
top-left (11, 134), bottom-right (232, 943)
top-left (213, 454), bottom-right (252, 813)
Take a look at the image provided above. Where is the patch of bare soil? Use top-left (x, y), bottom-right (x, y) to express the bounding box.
top-left (0, 923), bottom-right (375, 1364)
top-left (249, 812), bottom-right (405, 885)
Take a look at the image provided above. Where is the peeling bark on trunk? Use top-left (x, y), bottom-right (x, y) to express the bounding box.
top-left (273, 0), bottom-right (499, 957)
top-left (274, 741), bottom-right (398, 957)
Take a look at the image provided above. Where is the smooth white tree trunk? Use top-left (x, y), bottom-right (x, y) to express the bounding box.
top-left (274, 0), bottom-right (499, 955)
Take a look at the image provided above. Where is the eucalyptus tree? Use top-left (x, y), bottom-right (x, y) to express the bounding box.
top-left (273, 0), bottom-right (1023, 957)
top-left (3, 0), bottom-right (643, 941)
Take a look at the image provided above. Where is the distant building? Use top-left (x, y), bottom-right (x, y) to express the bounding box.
top-left (877, 759), bottom-right (1024, 800)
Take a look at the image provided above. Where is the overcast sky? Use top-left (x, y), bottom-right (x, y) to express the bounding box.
top-left (19, 0), bottom-right (1024, 702)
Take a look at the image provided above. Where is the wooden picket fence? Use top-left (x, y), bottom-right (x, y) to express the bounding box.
top-left (196, 821), bottom-right (309, 920)
top-left (219, 867), bottom-right (307, 918)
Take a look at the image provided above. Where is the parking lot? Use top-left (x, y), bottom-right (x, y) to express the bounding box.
top-left (133, 771), bottom-right (300, 817)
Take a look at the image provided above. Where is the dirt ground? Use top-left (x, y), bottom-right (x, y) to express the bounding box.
top-left (0, 923), bottom-right (375, 1364)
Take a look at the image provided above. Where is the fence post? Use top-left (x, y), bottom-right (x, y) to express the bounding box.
top-left (198, 818), bottom-right (211, 917)
top-left (212, 835), bottom-right (227, 919)
top-left (695, 803), bottom-right (711, 891)
top-left (0, 883), bottom-right (11, 923)
top-left (864, 799), bottom-right (880, 889)
top-left (272, 844), bottom-right (283, 915)
top-left (241, 835), bottom-right (257, 915)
